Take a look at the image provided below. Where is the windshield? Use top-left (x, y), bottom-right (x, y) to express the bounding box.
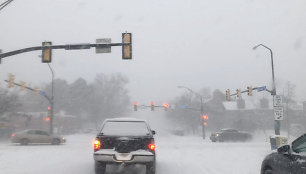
top-left (101, 121), bottom-right (150, 136)
top-left (0, 0), bottom-right (306, 174)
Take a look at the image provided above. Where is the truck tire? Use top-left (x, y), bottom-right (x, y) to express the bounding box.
top-left (146, 162), bottom-right (156, 174)
top-left (95, 161), bottom-right (106, 174)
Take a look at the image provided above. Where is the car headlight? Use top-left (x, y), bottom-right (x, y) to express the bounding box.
top-left (216, 134), bottom-right (219, 137)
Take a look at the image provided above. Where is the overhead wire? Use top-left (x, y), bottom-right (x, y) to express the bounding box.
top-left (0, 0), bottom-right (14, 11)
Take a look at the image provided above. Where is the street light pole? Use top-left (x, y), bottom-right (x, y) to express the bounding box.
top-left (253, 44), bottom-right (280, 135)
top-left (47, 63), bottom-right (54, 134)
top-left (177, 86), bottom-right (206, 139)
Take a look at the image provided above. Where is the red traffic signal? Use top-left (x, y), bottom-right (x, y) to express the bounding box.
top-left (202, 114), bottom-right (208, 120)
top-left (151, 102), bottom-right (155, 111)
top-left (163, 103), bottom-right (169, 111)
top-left (133, 102), bottom-right (138, 111)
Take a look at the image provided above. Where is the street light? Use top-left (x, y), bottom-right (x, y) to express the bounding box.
top-left (177, 86), bottom-right (205, 139)
top-left (253, 44), bottom-right (280, 135)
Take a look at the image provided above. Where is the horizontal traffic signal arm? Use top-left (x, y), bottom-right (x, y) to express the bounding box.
top-left (3, 80), bottom-right (52, 104)
top-left (4, 80), bottom-right (34, 91)
top-left (0, 43), bottom-right (130, 59)
top-left (229, 86), bottom-right (272, 97)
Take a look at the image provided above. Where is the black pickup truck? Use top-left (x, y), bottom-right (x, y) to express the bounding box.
top-left (93, 118), bottom-right (156, 174)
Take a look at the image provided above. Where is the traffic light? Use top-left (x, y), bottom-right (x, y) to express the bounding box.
top-left (226, 89), bottom-right (230, 101)
top-left (247, 86), bottom-right (253, 96)
top-left (8, 73), bottom-right (15, 88)
top-left (202, 114), bottom-right (208, 126)
top-left (236, 89), bottom-right (241, 98)
top-left (45, 107), bottom-right (51, 121)
top-left (42, 41), bottom-right (52, 63)
top-left (34, 86), bottom-right (39, 94)
top-left (122, 33), bottom-right (132, 59)
top-left (151, 102), bottom-right (155, 111)
top-left (20, 81), bottom-right (26, 91)
top-left (133, 102), bottom-right (138, 111)
top-left (163, 103), bottom-right (169, 111)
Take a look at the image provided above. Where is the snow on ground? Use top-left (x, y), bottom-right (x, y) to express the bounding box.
top-left (0, 132), bottom-right (271, 174)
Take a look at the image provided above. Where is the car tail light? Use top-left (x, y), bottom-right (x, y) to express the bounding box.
top-left (94, 139), bottom-right (101, 151)
top-left (148, 143), bottom-right (156, 151)
top-left (11, 134), bottom-right (15, 137)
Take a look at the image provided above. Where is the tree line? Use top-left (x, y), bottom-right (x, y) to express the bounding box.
top-left (0, 73), bottom-right (131, 125)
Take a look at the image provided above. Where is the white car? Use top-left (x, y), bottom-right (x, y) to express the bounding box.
top-left (11, 129), bottom-right (66, 145)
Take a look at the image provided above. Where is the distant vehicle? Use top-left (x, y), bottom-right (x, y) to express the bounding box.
top-left (261, 133), bottom-right (306, 174)
top-left (11, 129), bottom-right (66, 145)
top-left (210, 128), bottom-right (252, 142)
top-left (93, 118), bottom-right (156, 174)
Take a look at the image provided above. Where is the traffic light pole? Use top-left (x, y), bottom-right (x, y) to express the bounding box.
top-left (177, 86), bottom-right (206, 139)
top-left (200, 96), bottom-right (205, 139)
top-left (253, 44), bottom-right (279, 135)
top-left (4, 80), bottom-right (53, 132)
top-left (47, 63), bottom-right (54, 134)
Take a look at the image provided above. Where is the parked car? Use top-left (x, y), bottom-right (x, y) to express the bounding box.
top-left (261, 133), bottom-right (306, 174)
top-left (11, 129), bottom-right (66, 145)
top-left (210, 128), bottom-right (252, 142)
top-left (93, 118), bottom-right (156, 174)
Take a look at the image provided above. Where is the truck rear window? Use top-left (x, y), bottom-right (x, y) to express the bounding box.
top-left (101, 121), bottom-right (150, 136)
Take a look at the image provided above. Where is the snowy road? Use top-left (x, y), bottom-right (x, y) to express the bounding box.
top-left (0, 133), bottom-right (271, 174)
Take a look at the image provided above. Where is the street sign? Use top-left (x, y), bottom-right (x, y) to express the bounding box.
top-left (96, 38), bottom-right (111, 53)
top-left (273, 95), bottom-right (282, 107)
top-left (274, 106), bottom-right (283, 120)
top-left (257, 86), bottom-right (266, 92)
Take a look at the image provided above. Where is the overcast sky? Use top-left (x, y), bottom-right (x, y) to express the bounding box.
top-left (1, 0), bottom-right (306, 105)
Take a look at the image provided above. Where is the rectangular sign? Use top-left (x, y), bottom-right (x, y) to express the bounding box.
top-left (274, 106), bottom-right (283, 120)
top-left (96, 38), bottom-right (111, 53)
top-left (273, 95), bottom-right (282, 107)
top-left (257, 86), bottom-right (266, 92)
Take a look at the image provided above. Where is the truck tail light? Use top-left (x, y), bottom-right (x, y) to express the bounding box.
top-left (148, 143), bottom-right (156, 151)
top-left (94, 139), bottom-right (101, 151)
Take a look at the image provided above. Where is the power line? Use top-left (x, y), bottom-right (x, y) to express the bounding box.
top-left (0, 0), bottom-right (14, 12)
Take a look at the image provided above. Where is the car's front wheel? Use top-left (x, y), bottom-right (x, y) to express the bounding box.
top-left (52, 138), bottom-right (60, 145)
top-left (95, 161), bottom-right (106, 174)
top-left (146, 162), bottom-right (156, 174)
top-left (20, 138), bottom-right (29, 145)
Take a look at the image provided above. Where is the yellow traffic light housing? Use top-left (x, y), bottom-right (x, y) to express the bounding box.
top-left (42, 41), bottom-right (52, 63)
top-left (247, 86), bottom-right (253, 96)
top-left (226, 89), bottom-right (230, 101)
top-left (8, 73), bottom-right (15, 88)
top-left (236, 89), bottom-right (241, 98)
top-left (20, 81), bottom-right (26, 90)
top-left (122, 33), bottom-right (132, 59)
top-left (34, 86), bottom-right (39, 94)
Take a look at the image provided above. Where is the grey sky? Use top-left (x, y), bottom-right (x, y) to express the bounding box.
top-left (1, 0), bottom-right (306, 104)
